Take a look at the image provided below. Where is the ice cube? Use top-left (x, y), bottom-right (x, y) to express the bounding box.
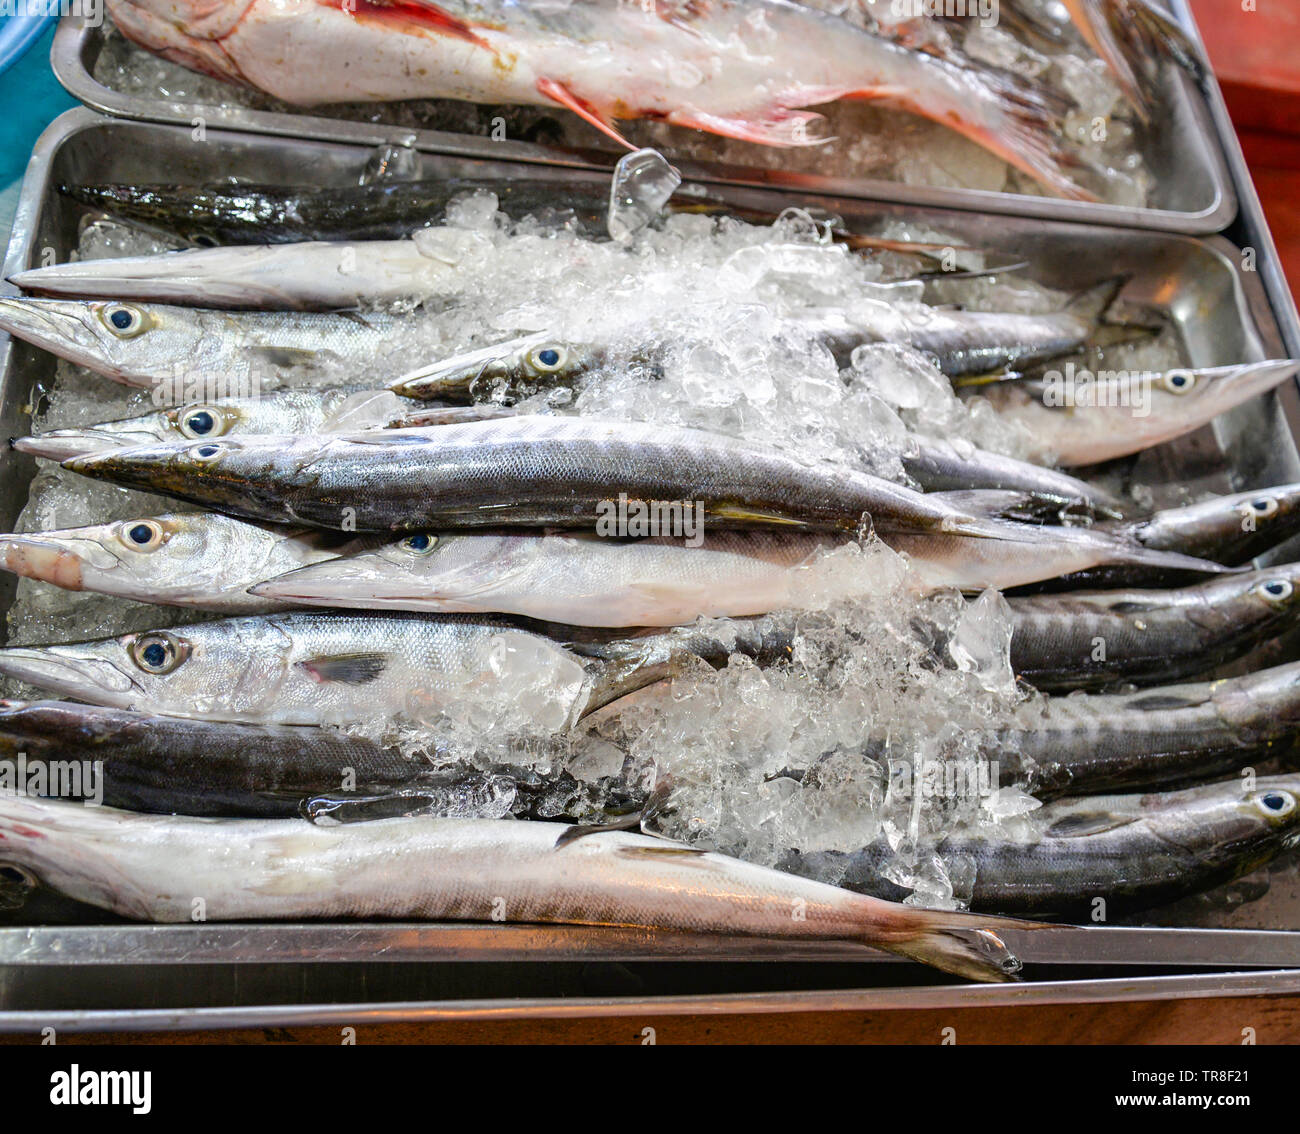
top-left (608, 148), bottom-right (682, 243)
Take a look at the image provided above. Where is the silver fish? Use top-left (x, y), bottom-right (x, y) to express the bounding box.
top-left (9, 229), bottom-right (478, 310)
top-left (0, 513), bottom-right (366, 612)
top-left (10, 390), bottom-right (501, 463)
top-left (0, 612), bottom-right (609, 730)
top-left (973, 360), bottom-right (1300, 466)
top-left (0, 795), bottom-right (1045, 980)
top-left (782, 774), bottom-right (1300, 919)
top-left (0, 296), bottom-right (444, 387)
top-left (61, 416), bottom-right (1003, 537)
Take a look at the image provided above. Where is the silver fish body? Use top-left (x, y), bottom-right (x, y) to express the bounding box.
top-left (14, 389), bottom-right (432, 462)
top-left (0, 612), bottom-right (600, 731)
top-left (0, 795), bottom-right (1041, 980)
top-left (1007, 565), bottom-right (1300, 691)
top-left (62, 416), bottom-right (994, 537)
top-left (974, 360), bottom-right (1300, 466)
top-left (0, 296), bottom-right (443, 387)
top-left (0, 513), bottom-right (365, 612)
top-left (781, 774), bottom-right (1300, 919)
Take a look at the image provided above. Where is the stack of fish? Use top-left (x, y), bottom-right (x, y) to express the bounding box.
top-left (0, 3), bottom-right (1298, 985)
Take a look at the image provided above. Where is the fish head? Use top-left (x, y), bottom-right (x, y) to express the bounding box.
top-left (64, 435), bottom-right (311, 519)
top-left (389, 333), bottom-right (597, 403)
top-left (1147, 482), bottom-right (1300, 563)
top-left (0, 513), bottom-right (273, 602)
top-left (1235, 777), bottom-right (1300, 852)
top-left (251, 531), bottom-right (524, 610)
top-left (1139, 359), bottom-right (1299, 428)
top-left (0, 296), bottom-right (211, 388)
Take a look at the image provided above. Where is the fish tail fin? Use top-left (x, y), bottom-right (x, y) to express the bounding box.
top-left (1067, 0), bottom-right (1205, 118)
top-left (870, 905), bottom-right (1050, 982)
top-left (910, 60), bottom-right (1096, 201)
top-left (1102, 534), bottom-right (1241, 576)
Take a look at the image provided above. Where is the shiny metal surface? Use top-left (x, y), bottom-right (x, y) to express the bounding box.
top-left (49, 4), bottom-right (1236, 234)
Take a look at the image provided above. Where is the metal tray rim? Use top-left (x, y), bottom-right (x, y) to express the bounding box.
top-left (49, 5), bottom-right (1238, 236)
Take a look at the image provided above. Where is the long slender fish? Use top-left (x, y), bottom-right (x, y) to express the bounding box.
top-left (9, 231), bottom-right (478, 310)
top-left (780, 774), bottom-right (1300, 919)
top-left (391, 283), bottom-right (1144, 398)
top-left (255, 524), bottom-right (1226, 624)
top-left (1006, 565), bottom-right (1300, 691)
top-left (972, 360), bottom-right (1300, 466)
top-left (0, 699), bottom-right (507, 818)
top-left (12, 391), bottom-right (504, 462)
top-left (983, 660), bottom-right (1300, 797)
top-left (0, 795), bottom-right (1045, 980)
top-left (0, 513), bottom-right (370, 613)
top-left (0, 297), bottom-right (447, 387)
top-left (104, 0), bottom-right (1087, 198)
top-left (0, 612), bottom-right (671, 730)
top-left (1024, 483), bottom-right (1300, 592)
top-left (60, 416), bottom-right (1007, 537)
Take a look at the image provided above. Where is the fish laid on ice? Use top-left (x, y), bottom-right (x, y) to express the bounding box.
top-left (9, 232), bottom-right (478, 310)
top-left (0, 513), bottom-right (368, 613)
top-left (11, 390), bottom-right (505, 462)
top-left (974, 360), bottom-right (1300, 466)
top-left (104, 0), bottom-right (1088, 198)
top-left (1007, 565), bottom-right (1300, 691)
top-left (255, 522), bottom-right (1228, 625)
top-left (0, 296), bottom-right (448, 387)
top-left (61, 416), bottom-right (1004, 537)
top-left (0, 794), bottom-right (1046, 981)
top-left (781, 774), bottom-right (1300, 919)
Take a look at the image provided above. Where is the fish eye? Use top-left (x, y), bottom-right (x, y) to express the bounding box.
top-left (1160, 370), bottom-right (1197, 395)
top-left (118, 519), bottom-right (165, 552)
top-left (528, 344), bottom-right (569, 373)
top-left (98, 303), bottom-right (149, 339)
top-left (190, 442), bottom-right (225, 462)
top-left (401, 533), bottom-right (438, 555)
top-left (178, 406), bottom-right (226, 440)
top-left (1257, 579), bottom-right (1294, 603)
top-left (129, 632), bottom-right (188, 675)
top-left (1253, 790), bottom-right (1297, 819)
top-left (1247, 496), bottom-right (1280, 520)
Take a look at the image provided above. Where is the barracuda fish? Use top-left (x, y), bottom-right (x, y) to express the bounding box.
top-left (60, 416), bottom-right (1008, 537)
top-left (0, 513), bottom-right (372, 612)
top-left (0, 699), bottom-right (506, 818)
top-left (12, 391), bottom-right (505, 462)
top-left (1007, 565), bottom-right (1300, 691)
top-left (1028, 483), bottom-right (1300, 592)
top-left (972, 360), bottom-right (1300, 467)
top-left (255, 522), bottom-right (1225, 624)
top-left (987, 661), bottom-right (1300, 796)
top-left (780, 774), bottom-right (1300, 919)
top-left (8, 230), bottom-right (482, 310)
top-left (0, 795), bottom-right (1046, 981)
top-left (105, 0), bottom-right (1089, 199)
top-left (0, 612), bottom-right (688, 730)
top-left (390, 283), bottom-right (1147, 401)
top-left (0, 296), bottom-right (451, 387)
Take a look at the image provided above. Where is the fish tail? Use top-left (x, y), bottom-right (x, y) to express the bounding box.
top-left (1064, 0), bottom-right (1204, 118)
top-left (928, 61), bottom-right (1095, 202)
top-left (871, 906), bottom-right (1050, 983)
top-left (1065, 276), bottom-right (1164, 350)
top-left (1104, 536), bottom-right (1241, 576)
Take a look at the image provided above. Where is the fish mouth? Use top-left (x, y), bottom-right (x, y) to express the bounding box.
top-left (388, 332), bottom-right (547, 399)
top-left (1194, 359), bottom-right (1300, 407)
top-left (0, 531), bottom-right (123, 587)
top-left (62, 444), bottom-right (185, 493)
top-left (0, 297), bottom-right (130, 382)
top-left (0, 645), bottom-right (135, 702)
top-left (13, 427), bottom-right (158, 462)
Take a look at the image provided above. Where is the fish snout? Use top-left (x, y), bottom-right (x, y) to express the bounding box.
top-left (12, 427), bottom-right (151, 463)
top-left (0, 644), bottom-right (136, 703)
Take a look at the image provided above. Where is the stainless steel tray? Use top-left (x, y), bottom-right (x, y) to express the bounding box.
top-left (0, 107), bottom-right (1298, 1028)
top-left (49, 0), bottom-right (1237, 234)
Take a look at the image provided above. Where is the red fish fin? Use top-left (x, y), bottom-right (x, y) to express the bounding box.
top-left (666, 107), bottom-right (833, 148)
top-left (324, 0), bottom-right (491, 49)
top-left (535, 78), bottom-right (634, 150)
